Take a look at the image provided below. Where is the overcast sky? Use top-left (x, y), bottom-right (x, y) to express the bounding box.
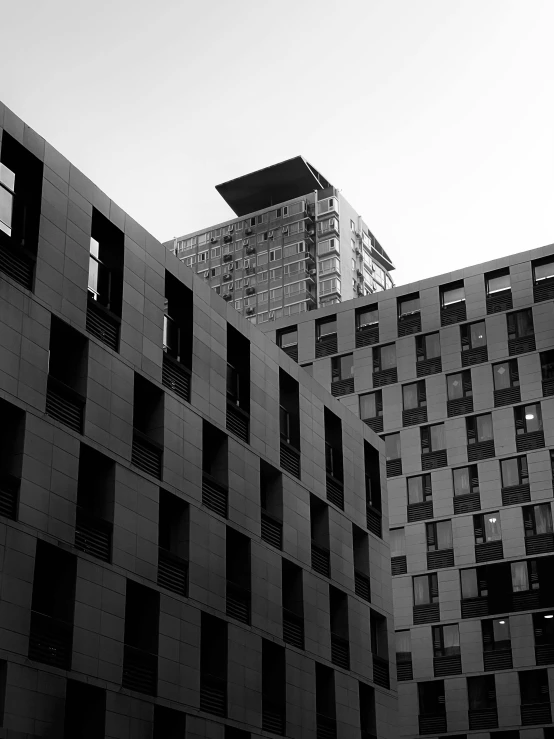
top-left (2, 0), bottom-right (553, 286)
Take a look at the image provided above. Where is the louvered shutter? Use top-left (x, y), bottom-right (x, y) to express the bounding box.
top-left (418, 382), bottom-right (427, 407)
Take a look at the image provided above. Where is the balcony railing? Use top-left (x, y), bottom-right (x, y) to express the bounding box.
top-left (331, 377), bottom-right (354, 397)
top-left (516, 430), bottom-right (545, 453)
top-left (200, 673), bottom-right (226, 717)
top-left (391, 555), bottom-right (407, 576)
top-left (226, 581), bottom-right (251, 625)
top-left (157, 547), bottom-right (188, 596)
top-left (363, 416), bottom-right (383, 433)
top-left (45, 376), bottom-right (85, 433)
top-left (525, 532), bottom-right (554, 556)
top-left (453, 492), bottom-right (481, 514)
top-left (366, 505), bottom-right (382, 538)
top-left (534, 279), bottom-right (554, 303)
top-left (122, 644), bottom-right (157, 696)
top-left (501, 483), bottom-right (530, 506)
top-left (280, 439), bottom-right (300, 479)
top-left (535, 643), bottom-right (554, 666)
top-left (447, 397), bottom-right (473, 417)
top-left (461, 345), bottom-right (488, 367)
top-left (311, 541), bottom-right (330, 578)
top-left (402, 406), bottom-right (428, 427)
top-left (281, 344), bottom-right (298, 362)
top-left (407, 501), bottom-right (433, 522)
top-left (326, 473), bottom-right (344, 509)
top-left (398, 312), bottom-right (421, 336)
top-left (461, 596), bottom-right (489, 619)
top-left (486, 291), bottom-right (513, 314)
top-left (74, 506), bottom-right (112, 562)
top-left (441, 301), bottom-right (466, 326)
top-left (433, 653), bottom-right (462, 676)
top-left (413, 603), bottom-right (440, 625)
top-left (372, 655), bottom-right (390, 688)
top-left (467, 440), bottom-right (495, 462)
top-left (261, 511), bottom-right (283, 550)
top-left (356, 325), bottom-right (379, 348)
top-left (315, 335), bottom-right (338, 358)
top-left (483, 648), bottom-right (512, 671)
top-left (396, 658), bottom-right (413, 681)
top-left (0, 472), bottom-right (19, 520)
top-left (354, 570), bottom-right (371, 602)
top-left (475, 540), bottom-right (504, 563)
top-left (226, 401), bottom-right (249, 443)
top-left (372, 367), bottom-right (397, 388)
top-left (468, 708), bottom-right (498, 730)
top-left (418, 713), bottom-right (447, 735)
top-left (262, 697), bottom-right (285, 735)
top-left (162, 353), bottom-right (191, 403)
top-left (421, 450), bottom-right (447, 470)
top-left (202, 474), bottom-right (228, 518)
top-left (417, 357), bottom-right (442, 377)
top-left (521, 702), bottom-right (552, 726)
top-left (86, 299), bottom-right (120, 352)
top-left (0, 238), bottom-right (34, 290)
top-left (316, 714), bottom-right (337, 739)
top-left (331, 633), bottom-right (350, 669)
top-left (508, 335), bottom-right (536, 356)
top-left (386, 458), bottom-right (402, 477)
top-left (494, 386), bottom-right (521, 407)
top-left (283, 608), bottom-right (304, 649)
top-left (427, 549), bottom-right (454, 570)
top-left (28, 610), bottom-right (73, 670)
top-left (131, 430), bottom-right (163, 479)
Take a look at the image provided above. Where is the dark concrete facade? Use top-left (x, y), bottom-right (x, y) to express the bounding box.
top-left (0, 102), bottom-right (396, 738)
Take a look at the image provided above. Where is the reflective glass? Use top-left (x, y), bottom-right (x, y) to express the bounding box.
top-left (461, 568), bottom-right (478, 598)
top-left (443, 286), bottom-right (465, 305)
top-left (430, 424), bottom-right (445, 451)
top-left (488, 273), bottom-right (510, 293)
top-left (403, 383), bottom-right (419, 410)
top-left (360, 393), bottom-right (377, 420)
top-left (476, 414), bottom-right (493, 442)
top-left (493, 362), bottom-right (511, 390)
top-left (447, 373), bottom-right (464, 400)
top-left (501, 458), bottom-right (520, 488)
top-left (390, 528), bottom-right (405, 556)
top-left (535, 260), bottom-right (554, 282)
top-left (380, 344), bottom-right (396, 370)
top-left (453, 467), bottom-right (471, 496)
top-left (424, 333), bottom-right (441, 358)
top-left (385, 434), bottom-right (400, 460)
top-left (470, 321), bottom-right (486, 348)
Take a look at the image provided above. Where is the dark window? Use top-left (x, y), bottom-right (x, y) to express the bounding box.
top-left (122, 580), bottom-right (159, 695)
top-left (132, 373), bottom-right (164, 479)
top-left (331, 354), bottom-right (353, 382)
top-left (501, 456), bottom-right (528, 487)
top-left (315, 663), bottom-right (336, 724)
top-left (446, 371), bottom-right (472, 400)
top-left (493, 360), bottom-right (519, 390)
top-left (533, 612), bottom-right (554, 645)
top-left (416, 332), bottom-right (441, 361)
top-left (486, 268), bottom-right (510, 295)
top-left (418, 680), bottom-right (445, 714)
top-left (260, 461), bottom-right (283, 548)
top-left (164, 271), bottom-right (193, 368)
top-left (262, 640), bottom-right (285, 734)
top-left (453, 466), bottom-right (479, 496)
top-left (461, 321), bottom-right (487, 350)
top-left (64, 680), bottom-right (106, 739)
top-left (358, 682), bottom-right (376, 736)
top-left (310, 495), bottom-right (330, 577)
top-left (282, 559), bottom-right (304, 648)
top-left (540, 350), bottom-right (554, 380)
top-left (507, 309), bottom-right (534, 340)
top-left (76, 445), bottom-right (115, 563)
top-left (279, 369), bottom-right (300, 449)
top-left (226, 527), bottom-right (251, 625)
top-left (408, 475), bottom-right (432, 504)
top-left (0, 398), bottom-right (25, 520)
top-left (356, 305), bottom-right (378, 330)
top-left (468, 675), bottom-right (497, 710)
top-left (200, 613), bottom-right (227, 716)
top-left (373, 343), bottom-right (396, 371)
top-left (482, 618), bottom-right (511, 651)
top-left (396, 630), bottom-right (411, 661)
top-left (413, 574), bottom-right (439, 605)
top-left (324, 408), bottom-right (344, 483)
top-left (158, 490), bottom-right (189, 596)
top-left (515, 403), bottom-right (543, 435)
top-left (519, 669), bottom-right (549, 704)
top-left (421, 424), bottom-right (445, 453)
top-left (364, 441), bottom-right (382, 513)
top-left (398, 293), bottom-right (420, 316)
top-left (46, 317), bottom-right (88, 433)
top-left (403, 381), bottom-right (426, 410)
top-left (384, 433), bottom-right (401, 460)
top-left (433, 624), bottom-right (460, 657)
top-left (202, 420), bottom-right (228, 484)
top-left (225, 728), bottom-right (250, 739)
top-left (427, 521), bottom-right (453, 551)
top-left (352, 524), bottom-right (370, 598)
top-left (330, 586), bottom-right (350, 668)
top-left (370, 610), bottom-right (388, 658)
top-left (523, 504), bottom-right (553, 537)
top-left (359, 391), bottom-right (382, 420)
top-left (227, 325), bottom-right (250, 446)
top-left (153, 706), bottom-right (187, 739)
top-left (467, 414), bottom-right (493, 444)
top-left (474, 512), bottom-right (502, 544)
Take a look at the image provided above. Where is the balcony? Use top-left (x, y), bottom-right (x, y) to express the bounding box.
top-left (467, 440), bottom-right (495, 462)
top-left (468, 708), bottom-right (498, 730)
top-left (421, 450), bottom-right (448, 470)
top-left (315, 335), bottom-right (338, 358)
top-left (516, 430), bottom-right (545, 453)
top-left (74, 507), bottom-right (112, 563)
top-left (132, 431), bottom-right (163, 479)
top-left (356, 325), bottom-right (379, 348)
top-left (262, 698), bottom-right (285, 735)
top-left (403, 407), bottom-right (428, 427)
top-left (157, 548), bottom-right (188, 597)
top-left (86, 299), bottom-right (120, 352)
top-left (417, 357), bottom-right (442, 377)
top-left (372, 655), bottom-right (390, 688)
top-left (534, 278), bottom-right (554, 303)
top-left (28, 610), bottom-right (73, 670)
top-left (509, 335), bottom-right (536, 356)
top-left (427, 549), bottom-right (454, 570)
top-left (441, 302), bottom-right (466, 326)
top-left (501, 483), bottom-right (530, 506)
top-left (372, 367), bottom-right (397, 388)
top-left (122, 644), bottom-right (157, 696)
top-left (280, 439), bottom-right (301, 479)
top-left (494, 386), bottom-right (521, 407)
top-left (462, 345), bottom-right (488, 367)
top-left (386, 459), bottom-right (402, 477)
top-left (535, 643), bottom-right (554, 666)
top-left (461, 597), bottom-right (489, 619)
top-left (162, 353), bottom-right (191, 403)
top-left (311, 541), bottom-right (330, 578)
top-left (200, 673), bottom-right (226, 717)
top-left (433, 654), bottom-right (462, 676)
top-left (398, 312), bottom-right (421, 337)
top-left (0, 238), bottom-right (34, 290)
top-left (202, 474), bottom-right (228, 518)
top-left (283, 609), bottom-right (304, 649)
top-left (407, 501), bottom-right (434, 523)
top-left (413, 603), bottom-right (440, 625)
top-left (521, 703), bottom-right (552, 726)
top-left (261, 511), bottom-right (283, 550)
top-left (418, 713), bottom-right (447, 735)
top-left (447, 397), bottom-right (473, 417)
top-left (45, 376), bottom-right (85, 433)
top-left (391, 555), bottom-right (407, 576)
top-left (326, 474), bottom-right (344, 509)
top-left (331, 377), bottom-right (354, 397)
top-left (354, 570), bottom-right (371, 602)
top-left (525, 532), bottom-right (554, 556)
top-left (226, 581), bottom-right (251, 625)
top-left (366, 505), bottom-right (382, 539)
top-left (363, 416), bottom-right (383, 434)
top-left (316, 714), bottom-right (337, 739)
top-left (487, 291), bottom-right (513, 314)
top-left (475, 541), bottom-right (504, 563)
top-left (226, 402), bottom-right (249, 443)
top-left (0, 472), bottom-right (19, 520)
top-left (483, 648), bottom-right (512, 671)
top-left (331, 633), bottom-right (350, 669)
top-left (454, 492), bottom-right (481, 514)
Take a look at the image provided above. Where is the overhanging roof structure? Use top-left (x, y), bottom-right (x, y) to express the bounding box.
top-left (215, 156), bottom-right (332, 217)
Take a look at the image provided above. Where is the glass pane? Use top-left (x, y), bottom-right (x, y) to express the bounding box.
top-left (493, 362), bottom-right (511, 390)
top-left (400, 297), bottom-right (420, 315)
top-left (360, 393), bottom-right (377, 420)
top-left (484, 512), bottom-right (501, 541)
top-left (501, 458), bottom-right (520, 487)
top-left (476, 415), bottom-right (493, 442)
top-left (470, 322), bottom-right (486, 348)
top-left (403, 383), bottom-right (419, 410)
top-left (511, 561), bottom-right (529, 592)
top-left (443, 624), bottom-right (460, 654)
top-left (535, 260), bottom-right (554, 282)
top-left (468, 677), bottom-right (492, 710)
top-left (408, 477), bottom-right (423, 504)
top-left (524, 404), bottom-right (542, 433)
top-left (90, 236), bottom-right (100, 259)
top-left (430, 424), bottom-right (445, 451)
top-left (534, 504), bottom-right (553, 535)
top-left (443, 286), bottom-right (465, 305)
top-left (88, 256), bottom-right (99, 297)
top-left (359, 308), bottom-right (378, 326)
top-left (385, 434), bottom-right (400, 460)
top-left (381, 344), bottom-right (396, 369)
top-left (340, 354), bottom-right (354, 378)
top-left (515, 310), bottom-right (533, 337)
top-left (493, 618), bottom-right (510, 645)
top-left (447, 373), bottom-right (464, 400)
top-left (319, 319), bottom-right (336, 338)
top-left (0, 163), bottom-right (15, 191)
top-left (461, 569), bottom-right (478, 598)
top-left (436, 521), bottom-right (453, 549)
top-left (488, 274), bottom-right (510, 293)
top-left (425, 333), bottom-right (440, 359)
top-left (413, 575), bottom-right (430, 605)
top-left (453, 467), bottom-right (470, 496)
top-left (280, 329), bottom-right (297, 347)
top-left (390, 528), bottom-right (405, 556)
top-left (0, 186), bottom-right (13, 233)
top-left (395, 630), bottom-right (411, 655)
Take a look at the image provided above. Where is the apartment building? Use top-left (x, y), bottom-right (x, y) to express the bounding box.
top-left (0, 102), bottom-right (397, 738)
top-left (164, 157), bottom-right (395, 325)
top-left (261, 245), bottom-right (554, 739)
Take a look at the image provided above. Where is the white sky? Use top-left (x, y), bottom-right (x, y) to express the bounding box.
top-left (2, 0), bottom-right (553, 286)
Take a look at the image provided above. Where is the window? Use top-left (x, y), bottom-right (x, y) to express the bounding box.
top-left (319, 257), bottom-right (340, 274)
top-left (200, 613), bottom-right (228, 715)
top-left (0, 163), bottom-right (15, 236)
top-left (441, 281), bottom-right (465, 306)
top-left (270, 288), bottom-right (282, 301)
top-left (482, 618), bottom-right (511, 651)
top-left (359, 391), bottom-right (382, 420)
top-left (270, 247), bottom-right (282, 262)
top-left (523, 504), bottom-right (553, 537)
top-left (279, 369), bottom-right (300, 452)
top-left (507, 309), bottom-right (534, 339)
top-left (403, 381), bottom-right (426, 410)
top-left (278, 327), bottom-right (298, 349)
top-left (390, 528), bottom-right (405, 557)
top-left (317, 316), bottom-right (337, 341)
top-left (396, 630), bottom-right (411, 661)
top-left (468, 675), bottom-right (497, 710)
top-left (257, 214), bottom-right (267, 224)
top-left (413, 573), bottom-right (439, 605)
top-left (198, 250), bottom-right (208, 263)
top-left (184, 255), bottom-right (196, 267)
top-left (234, 299), bottom-right (242, 310)
top-left (284, 281), bottom-right (305, 297)
top-left (533, 257), bottom-right (554, 285)
top-left (533, 611), bottom-right (554, 645)
top-left (257, 252), bottom-right (268, 266)
top-left (283, 241), bottom-right (306, 258)
top-left (421, 424), bottom-right (445, 453)
top-left (211, 246), bottom-right (221, 258)
top-left (235, 259), bottom-right (243, 270)
top-left (211, 266), bottom-right (221, 277)
top-left (317, 237), bottom-right (339, 255)
top-left (398, 293), bottom-right (420, 317)
top-left (122, 580), bottom-right (160, 695)
top-left (88, 210), bottom-right (124, 318)
top-left (461, 568), bottom-right (487, 599)
top-left (541, 350), bottom-right (554, 381)
top-left (258, 271), bottom-right (268, 283)
top-left (258, 291), bottom-right (268, 303)
top-left (446, 371), bottom-right (472, 400)
top-left (418, 680), bottom-right (445, 715)
top-left (64, 681), bottom-right (106, 739)
top-left (461, 321), bottom-right (487, 350)
top-left (235, 241), bottom-right (243, 252)
top-left (511, 559), bottom-right (539, 592)
top-left (350, 219), bottom-right (356, 231)
top-left (317, 218), bottom-right (339, 234)
top-left (474, 512), bottom-right (502, 544)
top-left (408, 475), bottom-right (432, 504)
top-left (385, 433), bottom-right (401, 461)
top-left (486, 269), bottom-right (510, 295)
top-left (356, 305), bottom-right (378, 330)
top-left (257, 232), bottom-right (268, 244)
top-left (427, 521), bottom-right (453, 551)
top-left (501, 456), bottom-right (528, 488)
top-left (493, 360), bottom-right (519, 390)
top-left (320, 277), bottom-right (341, 295)
top-left (269, 267), bottom-right (281, 280)
top-left (331, 354), bottom-right (353, 382)
top-left (432, 624), bottom-right (460, 657)
top-left (416, 332), bottom-right (441, 361)
top-left (467, 414), bottom-right (493, 444)
top-left (453, 465), bottom-right (479, 496)
top-left (515, 403), bottom-right (543, 434)
top-left (374, 343), bottom-right (396, 371)
top-left (519, 669), bottom-right (550, 705)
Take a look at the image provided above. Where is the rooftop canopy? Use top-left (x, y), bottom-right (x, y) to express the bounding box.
top-left (215, 156), bottom-right (332, 216)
